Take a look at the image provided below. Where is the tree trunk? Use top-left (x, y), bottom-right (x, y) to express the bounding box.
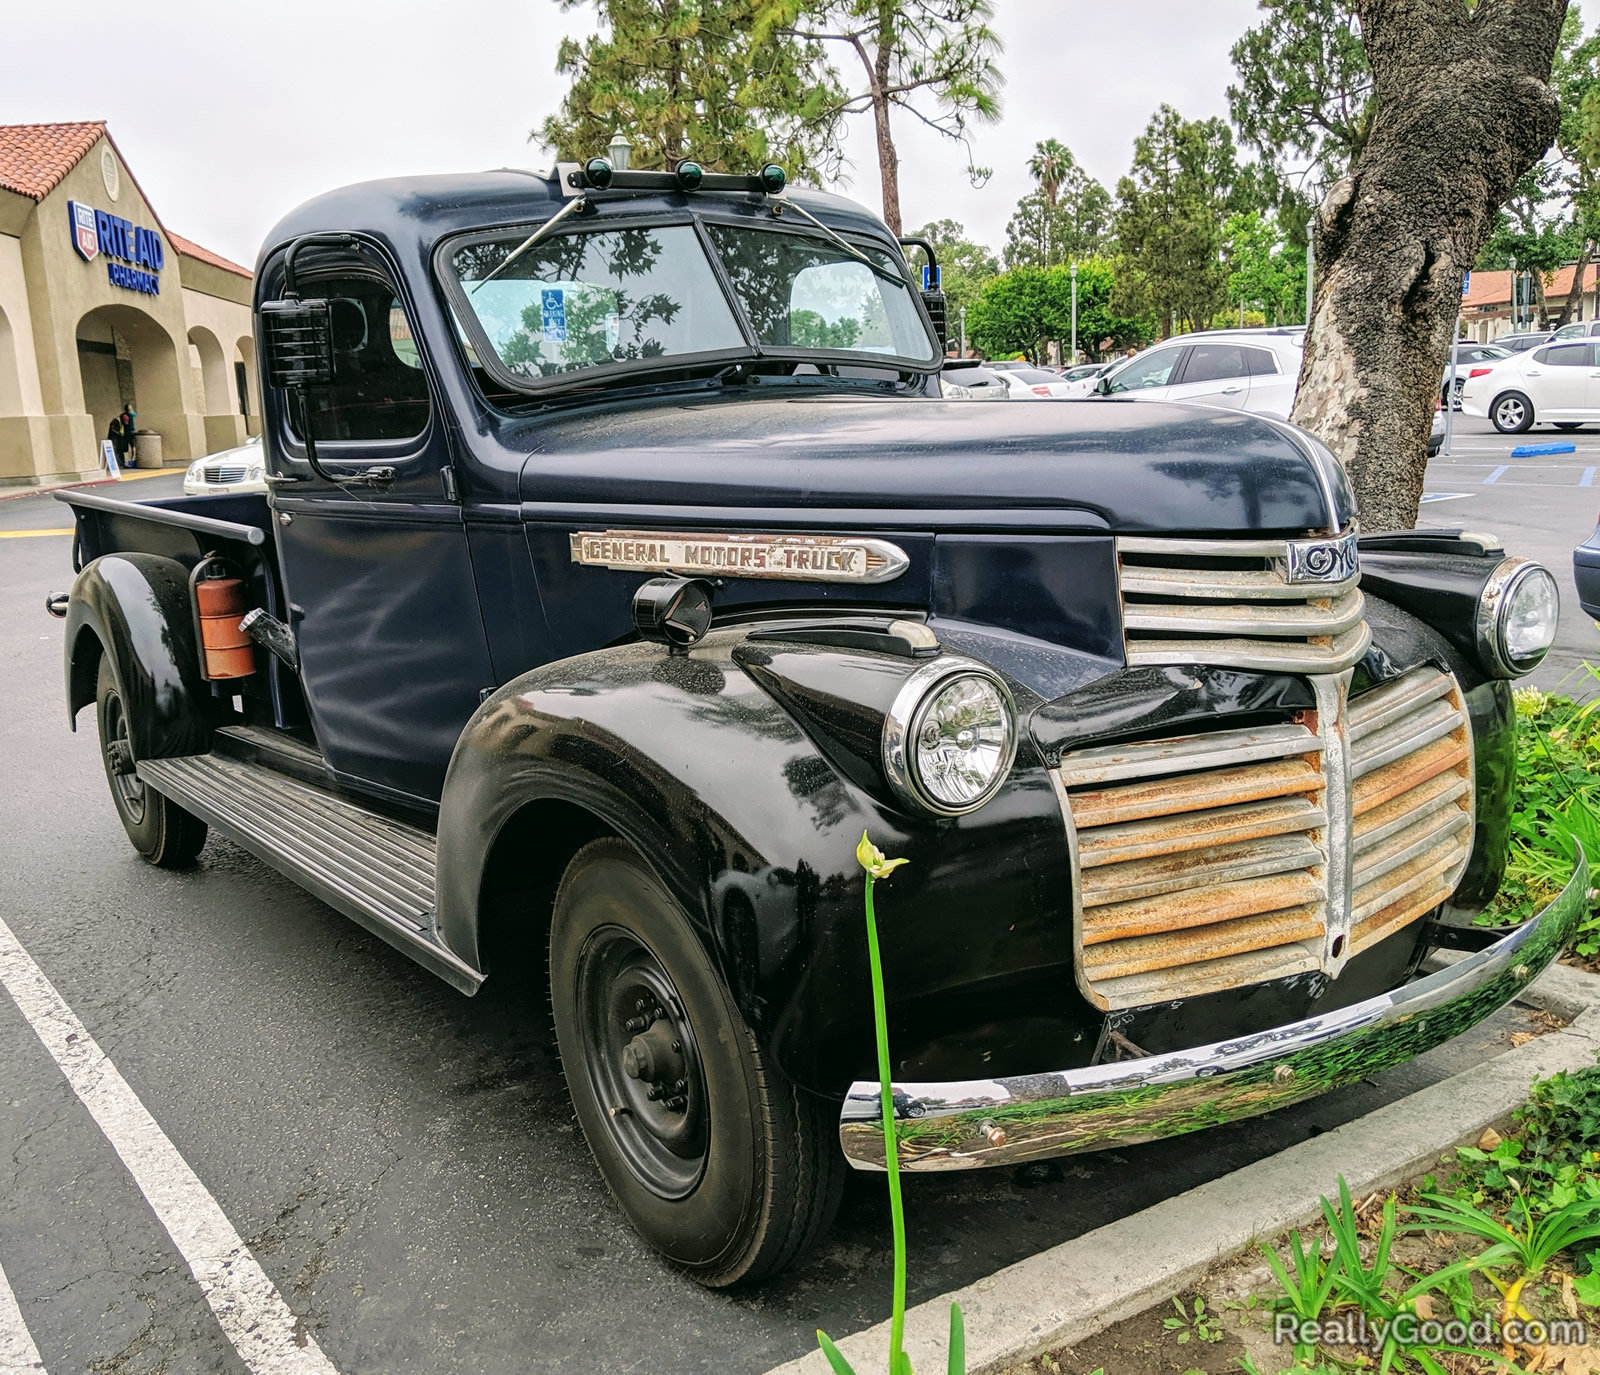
top-left (1289, 0), bottom-right (1566, 531)
top-left (1531, 266), bottom-right (1551, 327)
top-left (1552, 244), bottom-right (1593, 327)
top-left (870, 13), bottom-right (901, 235)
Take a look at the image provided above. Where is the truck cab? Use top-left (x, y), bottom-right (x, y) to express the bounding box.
top-left (52, 158), bottom-right (1583, 1286)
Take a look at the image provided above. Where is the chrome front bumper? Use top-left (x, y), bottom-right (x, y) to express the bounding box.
top-left (838, 849), bottom-right (1588, 1172)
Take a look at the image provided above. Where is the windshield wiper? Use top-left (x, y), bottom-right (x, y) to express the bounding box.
top-left (471, 195), bottom-right (588, 295)
top-left (777, 200), bottom-right (908, 290)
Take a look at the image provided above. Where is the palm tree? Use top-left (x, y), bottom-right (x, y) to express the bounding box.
top-left (1027, 138), bottom-right (1074, 210)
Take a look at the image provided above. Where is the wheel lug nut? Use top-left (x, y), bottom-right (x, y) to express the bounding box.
top-left (646, 1085), bottom-right (664, 1101)
top-left (671, 1040), bottom-right (682, 1053)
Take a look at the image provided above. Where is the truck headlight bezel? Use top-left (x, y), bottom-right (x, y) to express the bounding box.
top-left (1476, 556), bottom-right (1559, 678)
top-left (882, 657), bottom-right (1018, 816)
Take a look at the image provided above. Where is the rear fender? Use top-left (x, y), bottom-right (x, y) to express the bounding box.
top-left (65, 553), bottom-right (211, 760)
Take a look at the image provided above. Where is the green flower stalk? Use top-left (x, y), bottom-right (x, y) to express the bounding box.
top-left (816, 833), bottom-right (964, 1375)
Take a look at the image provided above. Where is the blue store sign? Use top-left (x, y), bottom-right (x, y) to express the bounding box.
top-left (68, 200), bottom-right (163, 296)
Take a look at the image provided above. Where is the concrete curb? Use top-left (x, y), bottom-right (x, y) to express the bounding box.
top-left (766, 965), bottom-right (1600, 1375)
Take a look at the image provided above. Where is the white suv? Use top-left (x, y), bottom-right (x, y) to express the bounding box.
top-left (1091, 328), bottom-right (1303, 420)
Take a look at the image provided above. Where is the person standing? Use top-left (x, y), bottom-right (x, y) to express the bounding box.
top-left (107, 408), bottom-right (136, 469)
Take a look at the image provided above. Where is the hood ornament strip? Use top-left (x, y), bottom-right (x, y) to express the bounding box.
top-left (569, 529), bottom-right (911, 584)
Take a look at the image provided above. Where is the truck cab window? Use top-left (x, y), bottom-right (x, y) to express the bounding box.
top-left (292, 278), bottom-right (430, 441)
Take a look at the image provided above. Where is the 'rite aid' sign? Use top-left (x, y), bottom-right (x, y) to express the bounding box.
top-left (68, 201), bottom-right (164, 296)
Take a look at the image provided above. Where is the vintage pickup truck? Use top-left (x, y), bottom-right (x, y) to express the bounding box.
top-left (50, 157), bottom-right (1583, 1287)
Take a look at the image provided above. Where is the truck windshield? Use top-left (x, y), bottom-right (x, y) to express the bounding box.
top-left (445, 217), bottom-right (936, 391)
top-left (448, 225), bottom-right (744, 381)
top-left (703, 224), bottom-right (934, 362)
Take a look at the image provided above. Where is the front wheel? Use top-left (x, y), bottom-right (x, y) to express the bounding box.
top-left (1491, 391), bottom-right (1534, 433)
top-left (95, 657), bottom-right (207, 867)
top-left (549, 838), bottom-right (844, 1287)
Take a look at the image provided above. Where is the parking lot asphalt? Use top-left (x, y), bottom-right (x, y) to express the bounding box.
top-left (1425, 414), bottom-right (1600, 696)
top-left (0, 453), bottom-right (1580, 1373)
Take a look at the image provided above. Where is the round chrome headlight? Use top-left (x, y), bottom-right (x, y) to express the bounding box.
top-left (1477, 557), bottom-right (1559, 677)
top-left (883, 659), bottom-right (1017, 816)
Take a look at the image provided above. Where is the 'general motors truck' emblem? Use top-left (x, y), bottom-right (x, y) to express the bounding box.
top-left (570, 530), bottom-right (911, 584)
top-left (1282, 532), bottom-right (1359, 584)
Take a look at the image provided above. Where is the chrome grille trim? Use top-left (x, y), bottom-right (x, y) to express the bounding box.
top-left (1116, 527), bottom-right (1371, 673)
top-left (1055, 665), bottom-right (1473, 1011)
top-left (202, 461), bottom-right (250, 485)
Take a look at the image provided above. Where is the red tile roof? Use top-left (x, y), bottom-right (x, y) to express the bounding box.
top-left (1465, 262), bottom-right (1600, 310)
top-left (0, 120), bottom-right (106, 200)
top-left (0, 120), bottom-right (251, 280)
top-left (167, 231), bottom-right (252, 280)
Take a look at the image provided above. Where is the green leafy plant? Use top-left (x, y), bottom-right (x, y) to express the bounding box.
top-left (1258, 1229), bottom-right (1339, 1363)
top-left (1163, 1295), bottom-right (1223, 1345)
top-left (1313, 1178), bottom-right (1493, 1374)
top-left (1407, 1182), bottom-right (1600, 1336)
top-left (816, 835), bottom-right (964, 1375)
top-left (1481, 668), bottom-right (1600, 951)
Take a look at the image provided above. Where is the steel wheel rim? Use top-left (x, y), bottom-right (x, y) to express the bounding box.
top-left (105, 691), bottom-right (146, 823)
top-left (575, 925), bottom-right (709, 1199)
top-left (1496, 398), bottom-right (1525, 429)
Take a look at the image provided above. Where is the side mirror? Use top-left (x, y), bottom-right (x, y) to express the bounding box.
top-left (259, 299), bottom-right (336, 387)
top-left (1094, 374), bottom-right (1112, 396)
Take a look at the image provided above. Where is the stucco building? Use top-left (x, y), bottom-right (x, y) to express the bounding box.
top-left (0, 121), bottom-right (257, 488)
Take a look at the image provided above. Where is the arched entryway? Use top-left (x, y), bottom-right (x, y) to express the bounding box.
top-left (77, 304), bottom-right (185, 465)
top-left (189, 324), bottom-right (243, 452)
top-left (0, 305), bottom-right (22, 418)
top-left (234, 334), bottom-right (260, 436)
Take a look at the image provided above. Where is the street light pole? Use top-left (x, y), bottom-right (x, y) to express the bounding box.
top-left (1306, 237), bottom-right (1314, 325)
top-left (1509, 254), bottom-right (1517, 331)
top-left (1069, 263), bottom-right (1078, 364)
top-left (959, 304), bottom-right (967, 358)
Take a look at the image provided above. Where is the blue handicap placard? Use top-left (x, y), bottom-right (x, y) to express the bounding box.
top-left (541, 288), bottom-right (567, 342)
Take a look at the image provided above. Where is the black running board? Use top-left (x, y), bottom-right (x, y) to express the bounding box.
top-left (138, 753), bottom-right (482, 994)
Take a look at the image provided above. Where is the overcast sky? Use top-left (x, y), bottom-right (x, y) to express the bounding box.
top-left (0, 0), bottom-right (1590, 268)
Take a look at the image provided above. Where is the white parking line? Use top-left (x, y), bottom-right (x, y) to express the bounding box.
top-left (0, 1255), bottom-right (45, 1373)
top-left (0, 915), bottom-right (338, 1375)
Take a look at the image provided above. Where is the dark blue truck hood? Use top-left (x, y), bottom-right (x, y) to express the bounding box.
top-left (513, 392), bottom-right (1353, 535)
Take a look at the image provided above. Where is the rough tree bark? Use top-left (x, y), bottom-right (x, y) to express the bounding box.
top-left (1289, 0), bottom-right (1566, 531)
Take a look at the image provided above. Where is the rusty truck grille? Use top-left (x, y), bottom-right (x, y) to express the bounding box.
top-left (1348, 668), bottom-right (1474, 955)
top-left (1056, 666), bottom-right (1473, 1011)
top-left (1117, 532), bottom-right (1370, 673)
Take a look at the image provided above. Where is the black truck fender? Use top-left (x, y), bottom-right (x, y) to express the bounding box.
top-left (64, 553), bottom-right (211, 761)
top-left (433, 631), bottom-right (1080, 1095)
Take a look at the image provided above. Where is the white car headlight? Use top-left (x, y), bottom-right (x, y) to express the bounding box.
top-left (245, 462), bottom-right (265, 482)
top-left (883, 659), bottom-right (1017, 815)
top-left (1477, 558), bottom-right (1559, 677)
top-left (185, 459), bottom-right (206, 481)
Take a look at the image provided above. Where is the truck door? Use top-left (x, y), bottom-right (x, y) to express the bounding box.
top-left (266, 265), bottom-right (496, 806)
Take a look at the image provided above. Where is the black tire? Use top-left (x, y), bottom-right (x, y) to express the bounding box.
top-left (1556, 422), bottom-right (1584, 431)
top-left (95, 657), bottom-right (207, 868)
top-left (1490, 391), bottom-right (1534, 433)
top-left (549, 837), bottom-right (844, 1287)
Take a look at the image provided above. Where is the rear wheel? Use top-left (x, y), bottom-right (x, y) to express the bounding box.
top-left (1555, 422), bottom-right (1584, 431)
top-left (549, 838), bottom-right (843, 1287)
top-left (1491, 391), bottom-right (1534, 433)
top-left (95, 657), bottom-right (207, 867)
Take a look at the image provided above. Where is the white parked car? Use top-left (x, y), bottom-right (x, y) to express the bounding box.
top-left (1056, 361), bottom-right (1114, 398)
top-left (991, 365), bottom-right (1078, 399)
top-left (940, 366), bottom-right (1011, 400)
top-left (1457, 339), bottom-right (1598, 433)
top-left (1090, 328), bottom-right (1303, 419)
top-left (182, 434), bottom-right (267, 495)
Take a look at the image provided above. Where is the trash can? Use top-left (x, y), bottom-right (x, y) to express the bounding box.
top-left (133, 430), bottom-right (162, 468)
